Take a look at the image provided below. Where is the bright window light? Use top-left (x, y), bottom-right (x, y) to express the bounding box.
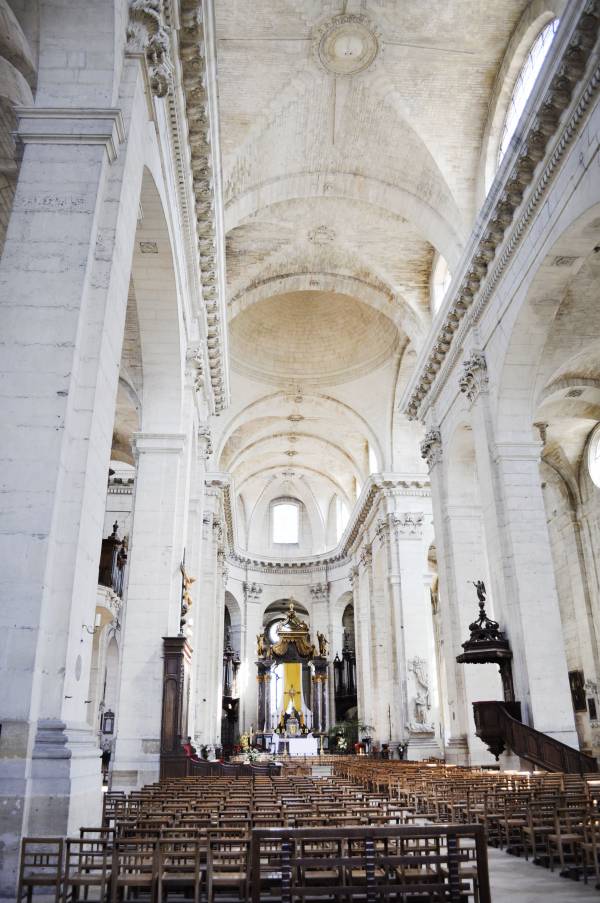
top-left (272, 502), bottom-right (299, 544)
top-left (368, 443), bottom-right (378, 475)
top-left (498, 19), bottom-right (559, 165)
top-left (588, 424), bottom-right (600, 489)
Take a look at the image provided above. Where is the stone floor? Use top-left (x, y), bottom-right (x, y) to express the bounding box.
top-left (489, 846), bottom-right (599, 902)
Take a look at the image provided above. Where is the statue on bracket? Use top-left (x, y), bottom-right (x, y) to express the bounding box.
top-left (317, 631), bottom-right (329, 658)
top-left (256, 632), bottom-right (266, 658)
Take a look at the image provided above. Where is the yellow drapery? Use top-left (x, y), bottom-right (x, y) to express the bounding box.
top-left (283, 662), bottom-right (302, 713)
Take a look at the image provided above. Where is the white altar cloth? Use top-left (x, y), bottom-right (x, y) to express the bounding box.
top-left (278, 735), bottom-right (319, 756)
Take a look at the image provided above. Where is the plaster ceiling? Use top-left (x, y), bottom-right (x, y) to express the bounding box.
top-left (211, 0), bottom-right (531, 554)
top-left (229, 290), bottom-right (399, 387)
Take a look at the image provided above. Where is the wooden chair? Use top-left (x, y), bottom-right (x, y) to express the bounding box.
top-left (110, 837), bottom-right (156, 902)
top-left (62, 837), bottom-right (111, 902)
top-left (17, 837), bottom-right (64, 903)
top-left (206, 834), bottom-right (250, 902)
top-left (548, 806), bottom-right (586, 872)
top-left (156, 838), bottom-right (202, 902)
top-left (579, 816), bottom-right (600, 885)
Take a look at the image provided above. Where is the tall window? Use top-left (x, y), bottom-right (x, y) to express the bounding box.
top-left (498, 19), bottom-right (560, 165)
top-left (588, 424), bottom-right (600, 489)
top-left (272, 501), bottom-right (299, 544)
top-left (431, 254), bottom-right (452, 314)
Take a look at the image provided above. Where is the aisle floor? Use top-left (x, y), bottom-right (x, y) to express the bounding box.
top-left (489, 846), bottom-right (599, 902)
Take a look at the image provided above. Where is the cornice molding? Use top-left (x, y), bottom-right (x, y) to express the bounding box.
top-left (403, 0), bottom-right (600, 423)
top-left (177, 0), bottom-right (229, 413)
top-left (208, 473), bottom-right (430, 575)
top-left (16, 108), bottom-right (125, 163)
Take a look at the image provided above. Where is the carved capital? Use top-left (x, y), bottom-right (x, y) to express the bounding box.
top-left (420, 429), bottom-right (442, 469)
top-left (349, 565), bottom-right (360, 590)
top-left (459, 350), bottom-right (488, 403)
top-left (127, 0), bottom-right (173, 97)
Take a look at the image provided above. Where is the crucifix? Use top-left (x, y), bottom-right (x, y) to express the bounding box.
top-left (287, 684), bottom-right (298, 708)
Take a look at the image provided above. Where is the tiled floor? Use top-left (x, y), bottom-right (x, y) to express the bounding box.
top-left (489, 846), bottom-right (599, 902)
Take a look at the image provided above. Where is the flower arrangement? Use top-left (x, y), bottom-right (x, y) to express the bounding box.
top-left (336, 735), bottom-right (348, 751)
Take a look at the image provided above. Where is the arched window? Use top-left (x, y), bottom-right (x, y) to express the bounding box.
top-left (498, 19), bottom-right (559, 165)
top-left (272, 500), bottom-right (299, 544)
top-left (430, 254), bottom-right (452, 314)
top-left (588, 424), bottom-right (600, 488)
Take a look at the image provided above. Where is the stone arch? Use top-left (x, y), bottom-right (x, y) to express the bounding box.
top-left (224, 590), bottom-right (242, 655)
top-left (225, 171), bottom-right (463, 270)
top-left (131, 167), bottom-right (185, 432)
top-left (495, 201), bottom-right (600, 439)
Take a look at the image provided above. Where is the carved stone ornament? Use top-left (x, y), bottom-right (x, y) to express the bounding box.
top-left (197, 424), bottom-right (212, 461)
top-left (243, 581), bottom-right (263, 603)
top-left (310, 582), bottom-right (329, 603)
top-left (127, 0), bottom-right (173, 97)
top-left (459, 351), bottom-right (488, 403)
top-left (359, 544), bottom-right (372, 569)
top-left (186, 344), bottom-right (206, 393)
top-left (377, 512), bottom-right (424, 543)
top-left (313, 14), bottom-right (381, 77)
top-left (420, 429), bottom-right (442, 469)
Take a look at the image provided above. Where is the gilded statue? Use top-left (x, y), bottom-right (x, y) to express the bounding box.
top-left (256, 632), bottom-right (266, 657)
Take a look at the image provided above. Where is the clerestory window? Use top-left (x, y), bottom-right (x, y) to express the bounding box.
top-left (272, 501), bottom-right (299, 544)
top-left (498, 19), bottom-right (560, 166)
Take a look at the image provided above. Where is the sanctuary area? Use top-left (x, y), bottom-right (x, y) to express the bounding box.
top-left (2, 0), bottom-right (600, 900)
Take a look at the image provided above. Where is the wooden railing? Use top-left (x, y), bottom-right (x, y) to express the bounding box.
top-left (473, 701), bottom-right (598, 774)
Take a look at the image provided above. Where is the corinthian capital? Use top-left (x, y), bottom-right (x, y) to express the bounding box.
top-left (127, 0), bottom-right (173, 97)
top-left (420, 429), bottom-right (442, 469)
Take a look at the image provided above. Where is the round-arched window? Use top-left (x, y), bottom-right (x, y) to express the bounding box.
top-left (498, 19), bottom-right (559, 166)
top-left (588, 424), bottom-right (600, 488)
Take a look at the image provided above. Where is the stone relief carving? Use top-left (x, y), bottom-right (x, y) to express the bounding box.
top-left (377, 512), bottom-right (424, 543)
top-left (243, 581), bottom-right (263, 603)
top-left (420, 429), bottom-right (442, 469)
top-left (459, 351), bottom-right (488, 403)
top-left (127, 0), bottom-right (173, 98)
top-left (310, 582), bottom-right (329, 603)
top-left (407, 656), bottom-right (434, 733)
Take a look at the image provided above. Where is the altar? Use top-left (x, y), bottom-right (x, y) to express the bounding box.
top-left (275, 734), bottom-right (319, 756)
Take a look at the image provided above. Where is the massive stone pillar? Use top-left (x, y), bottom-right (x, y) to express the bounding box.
top-left (112, 432), bottom-right (187, 788)
top-left (0, 17), bottom-right (142, 893)
top-left (462, 352), bottom-right (577, 745)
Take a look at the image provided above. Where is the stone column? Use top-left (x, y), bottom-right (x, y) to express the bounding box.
top-left (310, 582), bottom-right (332, 730)
top-left (355, 546), bottom-right (376, 733)
top-left (185, 425), bottom-right (212, 739)
top-left (375, 514), bottom-right (409, 748)
top-left (421, 429), bottom-right (472, 763)
top-left (112, 432), bottom-right (187, 788)
top-left (192, 511), bottom-right (218, 745)
top-left (349, 566), bottom-right (365, 719)
top-left (460, 350), bottom-right (577, 746)
top-left (242, 581), bottom-right (263, 733)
